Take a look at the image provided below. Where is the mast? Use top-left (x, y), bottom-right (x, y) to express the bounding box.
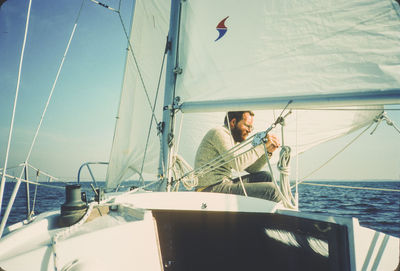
top-left (159, 0), bottom-right (182, 190)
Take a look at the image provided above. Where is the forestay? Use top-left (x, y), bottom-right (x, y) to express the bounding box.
top-left (106, 0), bottom-right (400, 189)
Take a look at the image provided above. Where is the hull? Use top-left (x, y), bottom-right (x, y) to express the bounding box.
top-left (0, 191), bottom-right (398, 270)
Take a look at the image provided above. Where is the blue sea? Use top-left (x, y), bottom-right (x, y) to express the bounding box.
top-left (1, 180), bottom-right (399, 237)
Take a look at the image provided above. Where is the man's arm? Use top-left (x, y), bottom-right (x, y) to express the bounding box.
top-left (245, 154), bottom-right (267, 173)
top-left (211, 127), bottom-right (266, 172)
top-left (245, 133), bottom-right (279, 173)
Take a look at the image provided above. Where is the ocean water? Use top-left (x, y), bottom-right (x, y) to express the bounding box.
top-left (1, 180), bottom-right (399, 238)
top-left (298, 181), bottom-right (400, 238)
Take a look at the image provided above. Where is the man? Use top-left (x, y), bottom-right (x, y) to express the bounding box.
top-left (194, 111), bottom-right (282, 202)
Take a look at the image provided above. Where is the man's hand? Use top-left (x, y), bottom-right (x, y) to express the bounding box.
top-left (265, 134), bottom-right (280, 154)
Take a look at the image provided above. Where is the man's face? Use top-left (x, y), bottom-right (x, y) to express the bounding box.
top-left (230, 112), bottom-right (254, 143)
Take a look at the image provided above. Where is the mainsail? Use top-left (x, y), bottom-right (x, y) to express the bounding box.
top-left (176, 0), bottom-right (400, 103)
top-left (106, 0), bottom-right (400, 188)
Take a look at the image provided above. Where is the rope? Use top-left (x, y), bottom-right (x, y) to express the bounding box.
top-left (182, 134), bottom-right (256, 181)
top-left (169, 115), bottom-right (252, 191)
top-left (179, 105), bottom-right (293, 193)
top-left (277, 146), bottom-right (296, 207)
top-left (261, 106), bottom-right (297, 209)
top-left (167, 113), bottom-right (185, 190)
top-left (300, 182), bottom-right (400, 193)
top-left (171, 154), bottom-right (197, 191)
top-left (264, 145), bottom-right (296, 209)
top-left (169, 138), bottom-right (258, 192)
top-left (174, 113), bottom-right (184, 156)
top-left (52, 203), bottom-right (94, 271)
top-left (186, 141), bottom-right (256, 186)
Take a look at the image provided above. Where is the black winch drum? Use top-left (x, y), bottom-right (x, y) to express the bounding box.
top-left (59, 185), bottom-right (88, 227)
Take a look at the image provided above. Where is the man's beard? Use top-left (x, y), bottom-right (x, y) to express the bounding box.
top-left (231, 125), bottom-right (244, 143)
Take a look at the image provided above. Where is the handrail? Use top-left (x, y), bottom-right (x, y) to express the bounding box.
top-left (0, 163), bottom-right (58, 182)
top-left (0, 162), bottom-right (59, 238)
top-left (77, 162), bottom-right (109, 187)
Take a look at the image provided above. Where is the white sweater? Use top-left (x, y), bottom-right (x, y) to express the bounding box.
top-left (194, 126), bottom-right (267, 187)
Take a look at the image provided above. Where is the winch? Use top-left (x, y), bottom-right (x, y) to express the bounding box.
top-left (59, 185), bottom-right (88, 227)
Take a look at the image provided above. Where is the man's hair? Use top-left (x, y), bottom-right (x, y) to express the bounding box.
top-left (224, 111), bottom-right (254, 126)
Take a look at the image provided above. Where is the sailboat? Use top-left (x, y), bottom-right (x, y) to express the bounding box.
top-left (0, 0), bottom-right (399, 270)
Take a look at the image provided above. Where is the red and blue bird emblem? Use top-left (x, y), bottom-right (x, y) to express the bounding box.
top-left (215, 16), bottom-right (229, 41)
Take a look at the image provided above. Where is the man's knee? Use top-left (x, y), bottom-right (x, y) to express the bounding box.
top-left (263, 182), bottom-right (281, 202)
top-left (252, 171), bottom-right (272, 182)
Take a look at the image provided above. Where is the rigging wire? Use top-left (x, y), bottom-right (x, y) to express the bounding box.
top-left (30, 173), bottom-right (40, 217)
top-left (181, 136), bottom-right (256, 180)
top-left (113, 1), bottom-right (160, 125)
top-left (138, 40), bottom-right (168, 186)
top-left (0, 173), bottom-right (66, 190)
top-left (299, 182), bottom-right (400, 193)
top-left (89, 0), bottom-right (118, 12)
top-left (370, 111), bottom-right (400, 135)
top-left (20, 7), bottom-right (84, 175)
top-left (93, 0), bottom-right (169, 186)
top-left (295, 110), bottom-right (299, 205)
top-left (0, 0), bottom-right (86, 238)
top-left (0, 0), bottom-right (33, 220)
top-left (1, 163), bottom-right (60, 183)
top-left (1, 162), bottom-right (63, 218)
top-left (294, 118), bottom-right (378, 186)
top-left (294, 108), bottom-right (400, 111)
top-left (177, 104), bottom-right (294, 192)
top-left (293, 111), bottom-right (400, 193)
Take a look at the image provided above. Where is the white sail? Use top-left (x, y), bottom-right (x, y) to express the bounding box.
top-left (107, 0), bottom-right (400, 188)
top-left (175, 108), bottom-right (382, 169)
top-left (176, 0), bottom-right (400, 103)
top-left (106, 0), bottom-right (170, 188)
top-left (173, 0), bottom-right (398, 166)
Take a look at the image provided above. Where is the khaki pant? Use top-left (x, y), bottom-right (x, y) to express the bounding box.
top-left (199, 171), bottom-right (282, 202)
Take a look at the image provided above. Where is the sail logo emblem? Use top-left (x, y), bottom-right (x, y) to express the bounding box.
top-left (215, 16), bottom-right (229, 41)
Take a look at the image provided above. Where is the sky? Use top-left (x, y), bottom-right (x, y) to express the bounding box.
top-left (0, 0), bottom-right (134, 181)
top-left (0, 0), bottom-right (399, 183)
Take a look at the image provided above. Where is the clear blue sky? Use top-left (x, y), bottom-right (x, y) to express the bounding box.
top-left (1, 0), bottom-right (399, 182)
top-left (0, 0), bottom-right (134, 181)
